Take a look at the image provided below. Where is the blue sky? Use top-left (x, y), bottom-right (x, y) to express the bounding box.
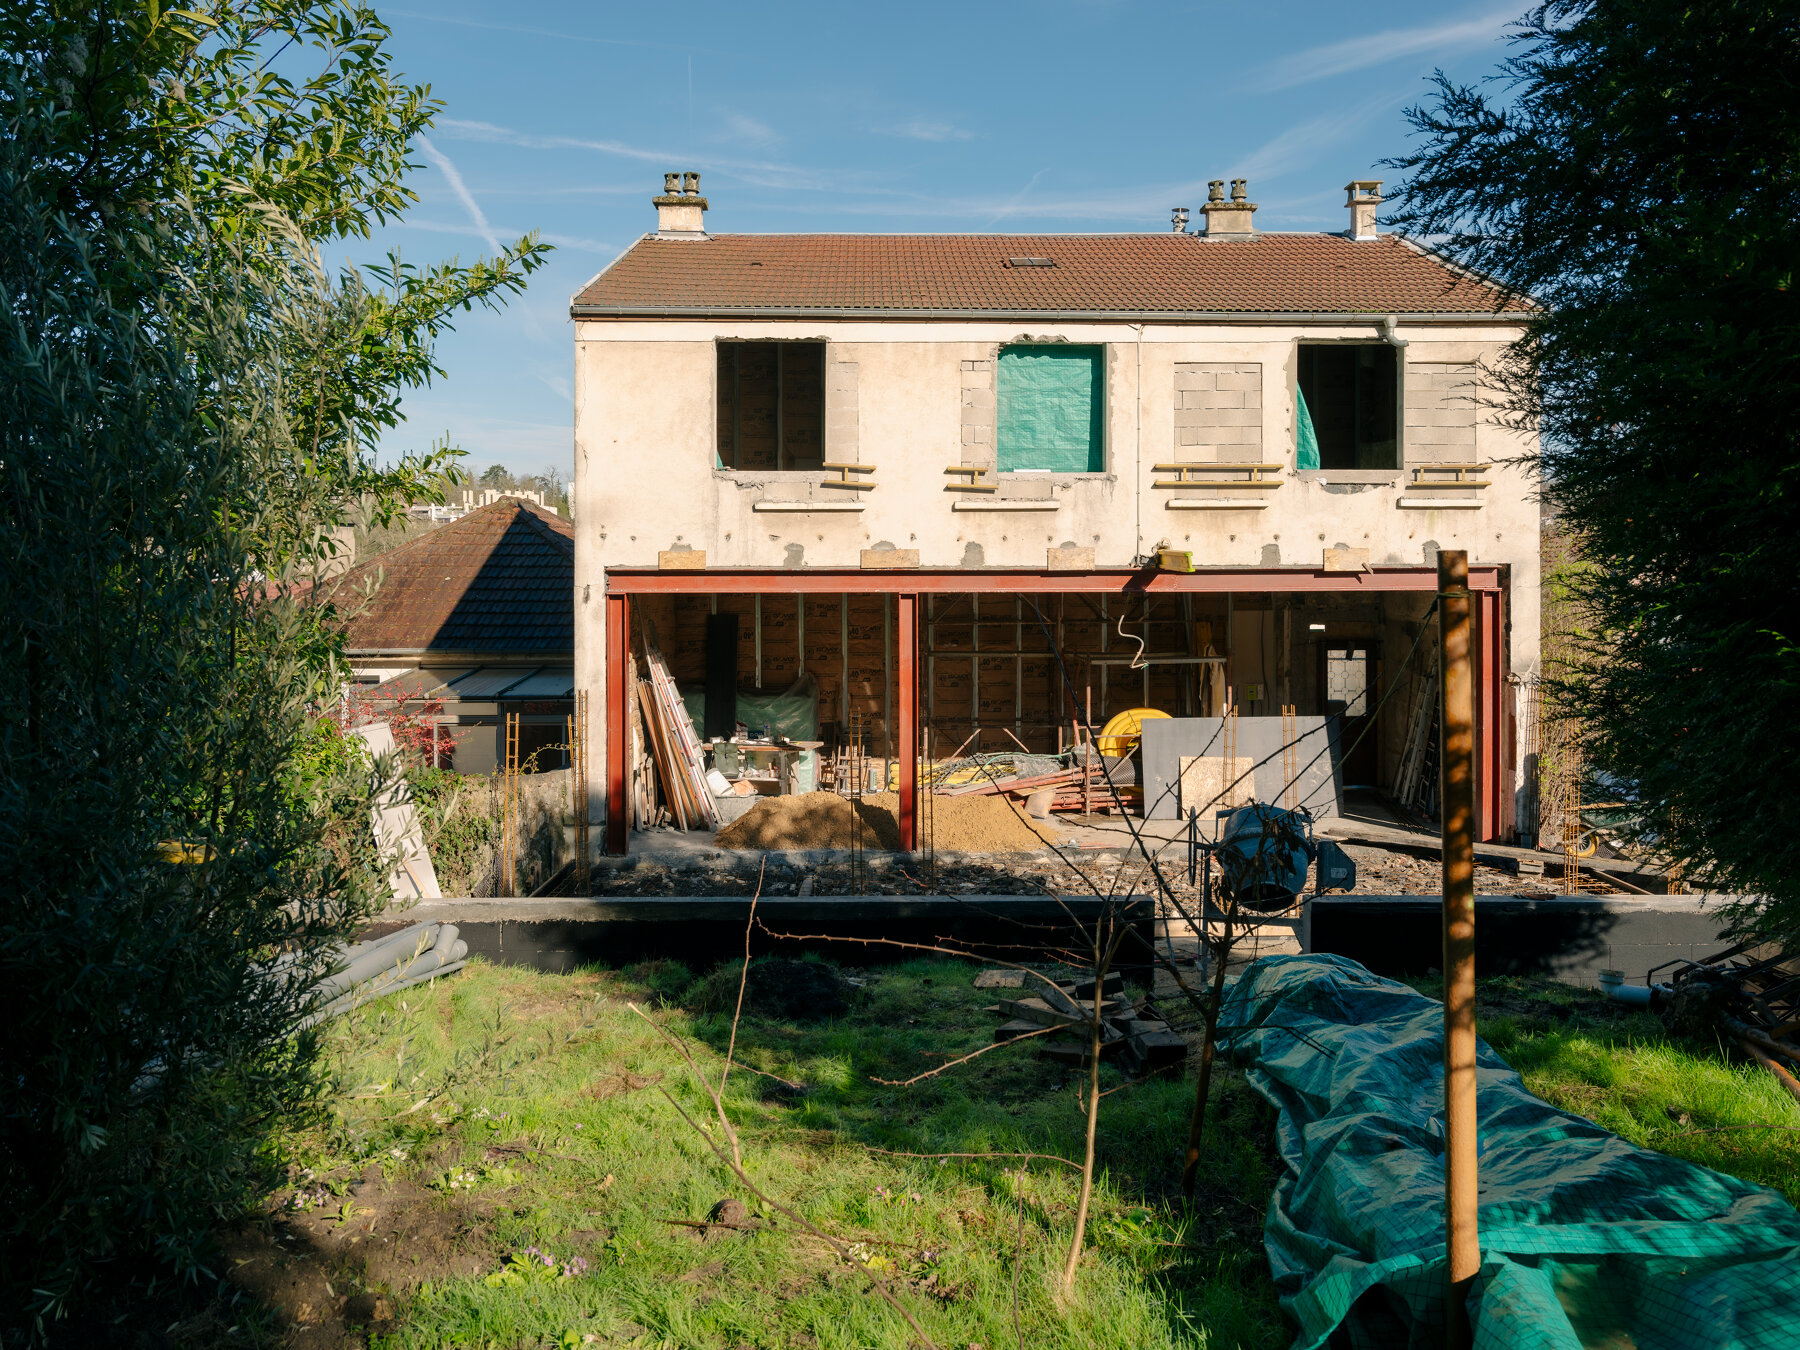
top-left (358, 0), bottom-right (1525, 480)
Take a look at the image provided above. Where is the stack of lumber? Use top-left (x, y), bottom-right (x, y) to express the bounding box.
top-left (984, 970), bottom-right (1186, 1074)
top-left (937, 761), bottom-right (1109, 813)
top-left (637, 624), bottom-right (716, 830)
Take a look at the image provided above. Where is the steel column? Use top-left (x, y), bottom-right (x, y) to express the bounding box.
top-left (897, 592), bottom-right (919, 852)
top-left (1476, 586), bottom-right (1504, 843)
top-left (604, 591), bottom-right (630, 856)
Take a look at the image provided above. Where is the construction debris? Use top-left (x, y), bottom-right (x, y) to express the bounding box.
top-left (985, 972), bottom-right (1185, 1075)
top-left (297, 922), bottom-right (468, 1027)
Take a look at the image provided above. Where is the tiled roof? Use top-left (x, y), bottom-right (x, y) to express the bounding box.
top-left (571, 232), bottom-right (1519, 317)
top-left (335, 499), bottom-right (573, 655)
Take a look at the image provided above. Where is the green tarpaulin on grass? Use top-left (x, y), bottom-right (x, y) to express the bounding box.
top-left (1223, 955), bottom-right (1800, 1349)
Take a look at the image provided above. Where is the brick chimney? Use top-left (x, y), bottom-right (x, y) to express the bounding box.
top-left (1345, 180), bottom-right (1382, 240)
top-left (1201, 179), bottom-right (1256, 237)
top-left (654, 171), bottom-right (708, 239)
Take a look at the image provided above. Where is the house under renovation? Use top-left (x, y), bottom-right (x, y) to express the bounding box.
top-left (570, 175), bottom-right (1539, 854)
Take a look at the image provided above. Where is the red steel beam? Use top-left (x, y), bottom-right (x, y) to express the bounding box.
top-left (604, 591), bottom-right (630, 856)
top-left (1476, 586), bottom-right (1506, 843)
top-left (897, 593), bottom-right (919, 851)
top-left (603, 565), bottom-right (1504, 597)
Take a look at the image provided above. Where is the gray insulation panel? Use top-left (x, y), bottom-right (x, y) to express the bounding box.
top-left (1139, 715), bottom-right (1343, 822)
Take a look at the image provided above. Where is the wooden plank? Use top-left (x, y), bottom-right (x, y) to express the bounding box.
top-left (1177, 754), bottom-right (1256, 818)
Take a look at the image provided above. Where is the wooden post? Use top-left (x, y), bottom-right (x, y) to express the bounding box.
top-left (1438, 549), bottom-right (1479, 1346)
top-left (897, 592), bottom-right (919, 851)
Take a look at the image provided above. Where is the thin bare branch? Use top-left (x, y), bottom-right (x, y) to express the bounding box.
top-left (869, 1025), bottom-right (1061, 1086)
top-left (863, 1147), bottom-right (1081, 1172)
top-left (719, 857), bottom-right (765, 1104)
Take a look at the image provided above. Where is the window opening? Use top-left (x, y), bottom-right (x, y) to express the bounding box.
top-left (1297, 344), bottom-right (1398, 469)
top-left (716, 341), bottom-right (825, 470)
top-left (1325, 647), bottom-right (1371, 716)
top-left (997, 345), bottom-right (1104, 473)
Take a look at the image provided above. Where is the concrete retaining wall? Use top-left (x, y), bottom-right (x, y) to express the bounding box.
top-left (384, 895), bottom-right (1156, 977)
top-left (1303, 894), bottom-right (1748, 986)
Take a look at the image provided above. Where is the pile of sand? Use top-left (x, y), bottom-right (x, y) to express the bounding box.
top-left (714, 790), bottom-right (1055, 853)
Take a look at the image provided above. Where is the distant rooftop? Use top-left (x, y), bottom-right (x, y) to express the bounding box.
top-left (335, 498), bottom-right (572, 657)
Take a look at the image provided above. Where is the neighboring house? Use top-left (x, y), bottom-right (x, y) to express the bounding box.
top-left (407, 486), bottom-right (562, 524)
top-left (571, 174), bottom-right (1539, 851)
top-left (338, 497), bottom-right (575, 774)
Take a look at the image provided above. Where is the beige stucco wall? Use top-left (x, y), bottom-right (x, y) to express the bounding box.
top-left (572, 316), bottom-right (1542, 838)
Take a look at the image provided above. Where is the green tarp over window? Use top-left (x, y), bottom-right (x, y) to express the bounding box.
top-left (1295, 386), bottom-right (1321, 470)
top-left (1224, 954), bottom-right (1800, 1349)
top-left (997, 346), bottom-right (1104, 473)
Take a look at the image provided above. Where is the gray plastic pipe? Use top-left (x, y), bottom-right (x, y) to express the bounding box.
top-left (315, 923), bottom-right (441, 1000)
top-left (1598, 970), bottom-right (1655, 1007)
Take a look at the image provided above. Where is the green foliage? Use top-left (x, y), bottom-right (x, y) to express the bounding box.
top-left (404, 766), bottom-right (498, 895)
top-left (0, 0), bottom-right (549, 1325)
top-left (1387, 0), bottom-right (1800, 934)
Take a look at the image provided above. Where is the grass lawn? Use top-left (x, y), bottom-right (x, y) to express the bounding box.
top-left (225, 958), bottom-right (1800, 1350)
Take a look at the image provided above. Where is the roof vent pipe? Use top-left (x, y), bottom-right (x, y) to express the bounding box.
top-left (654, 171), bottom-right (710, 240)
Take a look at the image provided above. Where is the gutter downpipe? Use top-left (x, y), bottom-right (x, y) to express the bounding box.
top-left (1132, 323), bottom-right (1145, 562)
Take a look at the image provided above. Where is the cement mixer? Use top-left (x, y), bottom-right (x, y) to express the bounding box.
top-left (1196, 802), bottom-right (1356, 912)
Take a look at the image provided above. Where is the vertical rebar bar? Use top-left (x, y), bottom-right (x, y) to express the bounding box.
top-left (572, 691), bottom-right (591, 895)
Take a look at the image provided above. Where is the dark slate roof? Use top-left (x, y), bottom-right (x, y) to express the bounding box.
top-left (336, 499), bottom-right (573, 656)
top-left (571, 232), bottom-right (1521, 318)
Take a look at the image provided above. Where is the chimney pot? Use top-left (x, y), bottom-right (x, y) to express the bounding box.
top-left (654, 170), bottom-right (709, 239)
top-left (1171, 206), bottom-right (1190, 233)
top-left (1345, 179), bottom-right (1383, 240)
top-left (1201, 177), bottom-right (1257, 238)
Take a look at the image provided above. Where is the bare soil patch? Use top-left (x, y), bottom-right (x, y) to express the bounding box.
top-left (716, 790), bottom-right (1054, 853)
top-left (221, 1163), bottom-right (502, 1349)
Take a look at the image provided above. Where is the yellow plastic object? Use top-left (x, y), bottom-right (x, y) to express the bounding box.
top-left (156, 840), bottom-right (212, 864)
top-left (1096, 707), bottom-right (1170, 758)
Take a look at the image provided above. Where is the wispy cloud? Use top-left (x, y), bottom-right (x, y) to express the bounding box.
top-left (721, 112), bottom-right (781, 147)
top-left (385, 8), bottom-right (730, 56)
top-left (986, 169), bottom-right (1049, 226)
top-left (879, 118), bottom-right (975, 143)
top-left (1252, 4), bottom-right (1517, 91)
top-left (415, 134), bottom-right (503, 255)
top-left (1230, 91), bottom-right (1407, 183)
top-left (395, 218), bottom-right (619, 254)
top-left (434, 118), bottom-right (836, 191)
